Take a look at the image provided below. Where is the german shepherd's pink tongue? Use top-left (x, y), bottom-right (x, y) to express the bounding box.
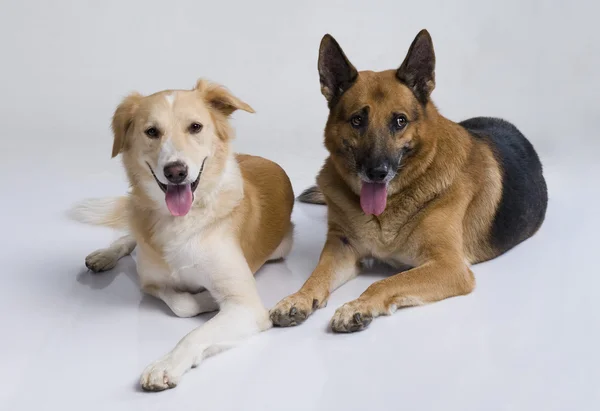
top-left (360, 182), bottom-right (387, 216)
top-left (165, 184), bottom-right (193, 216)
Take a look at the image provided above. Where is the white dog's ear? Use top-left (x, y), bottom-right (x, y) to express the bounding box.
top-left (195, 79), bottom-right (255, 116)
top-left (111, 92), bottom-right (143, 158)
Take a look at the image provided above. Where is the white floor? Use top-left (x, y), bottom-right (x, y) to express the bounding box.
top-left (1, 151), bottom-right (598, 410)
top-left (2, 1), bottom-right (599, 410)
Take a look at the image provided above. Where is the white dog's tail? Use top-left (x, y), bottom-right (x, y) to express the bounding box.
top-left (68, 196), bottom-right (129, 230)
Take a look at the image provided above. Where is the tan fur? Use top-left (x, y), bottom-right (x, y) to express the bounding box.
top-left (111, 93), bottom-right (143, 158)
top-left (235, 154), bottom-right (295, 272)
top-left (271, 31), bottom-right (504, 332)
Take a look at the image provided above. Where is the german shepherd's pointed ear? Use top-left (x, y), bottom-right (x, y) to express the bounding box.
top-left (397, 29), bottom-right (436, 104)
top-left (318, 34), bottom-right (358, 105)
top-left (195, 79), bottom-right (255, 116)
top-left (111, 92), bottom-right (143, 158)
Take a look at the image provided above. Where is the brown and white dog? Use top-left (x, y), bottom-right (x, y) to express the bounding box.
top-left (270, 30), bottom-right (547, 332)
top-left (71, 79), bottom-right (294, 391)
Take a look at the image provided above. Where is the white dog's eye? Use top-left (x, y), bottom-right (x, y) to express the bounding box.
top-left (189, 122), bottom-right (203, 134)
top-left (145, 127), bottom-right (160, 138)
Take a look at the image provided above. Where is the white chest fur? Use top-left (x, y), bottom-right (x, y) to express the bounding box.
top-left (135, 155), bottom-right (245, 293)
top-left (166, 218), bottom-right (233, 290)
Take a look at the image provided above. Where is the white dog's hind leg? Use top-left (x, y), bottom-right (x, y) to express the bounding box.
top-left (267, 223), bottom-right (294, 261)
top-left (144, 287), bottom-right (219, 318)
top-left (85, 234), bottom-right (136, 272)
top-left (137, 249), bottom-right (219, 318)
top-left (140, 248), bottom-right (269, 391)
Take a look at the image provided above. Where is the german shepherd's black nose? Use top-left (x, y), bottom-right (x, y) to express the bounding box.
top-left (365, 164), bottom-right (389, 183)
top-left (164, 162), bottom-right (188, 184)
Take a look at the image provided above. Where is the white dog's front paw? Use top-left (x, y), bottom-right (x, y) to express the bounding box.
top-left (140, 355), bottom-right (183, 391)
top-left (85, 249), bottom-right (119, 273)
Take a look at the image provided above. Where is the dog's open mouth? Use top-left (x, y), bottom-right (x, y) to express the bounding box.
top-left (147, 158), bottom-right (206, 217)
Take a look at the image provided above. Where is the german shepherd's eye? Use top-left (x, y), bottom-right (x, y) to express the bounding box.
top-left (393, 115), bottom-right (408, 131)
top-left (350, 115), bottom-right (364, 128)
top-left (145, 127), bottom-right (160, 138)
top-left (188, 122), bottom-right (203, 134)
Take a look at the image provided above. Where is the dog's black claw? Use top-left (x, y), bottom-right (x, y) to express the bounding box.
top-left (331, 311), bottom-right (373, 333)
top-left (270, 297), bottom-right (313, 327)
top-left (85, 260), bottom-right (100, 273)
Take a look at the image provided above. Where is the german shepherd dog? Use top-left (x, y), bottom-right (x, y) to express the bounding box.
top-left (270, 30), bottom-right (547, 332)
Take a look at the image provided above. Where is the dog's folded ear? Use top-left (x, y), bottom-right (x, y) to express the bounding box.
top-left (396, 29), bottom-right (436, 104)
top-left (195, 79), bottom-right (255, 116)
top-left (318, 34), bottom-right (358, 106)
top-left (111, 92), bottom-right (143, 158)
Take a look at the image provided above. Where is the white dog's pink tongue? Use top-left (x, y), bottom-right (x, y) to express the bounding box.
top-left (165, 184), bottom-right (193, 216)
top-left (360, 182), bottom-right (387, 216)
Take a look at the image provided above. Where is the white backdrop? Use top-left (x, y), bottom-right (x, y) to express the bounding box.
top-left (2, 0), bottom-right (598, 191)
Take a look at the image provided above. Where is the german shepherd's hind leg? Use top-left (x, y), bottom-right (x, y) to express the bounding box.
top-left (330, 258), bottom-right (475, 333)
top-left (267, 223), bottom-right (294, 262)
top-left (270, 233), bottom-right (359, 326)
top-left (85, 234), bottom-right (136, 273)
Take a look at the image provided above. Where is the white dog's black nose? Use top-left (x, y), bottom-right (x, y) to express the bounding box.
top-left (164, 162), bottom-right (188, 184)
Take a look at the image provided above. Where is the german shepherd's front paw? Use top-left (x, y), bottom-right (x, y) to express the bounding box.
top-left (270, 292), bottom-right (323, 327)
top-left (330, 299), bottom-right (374, 333)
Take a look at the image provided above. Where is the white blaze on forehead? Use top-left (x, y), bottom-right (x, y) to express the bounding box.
top-left (153, 91), bottom-right (208, 184)
top-left (165, 92), bottom-right (176, 107)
